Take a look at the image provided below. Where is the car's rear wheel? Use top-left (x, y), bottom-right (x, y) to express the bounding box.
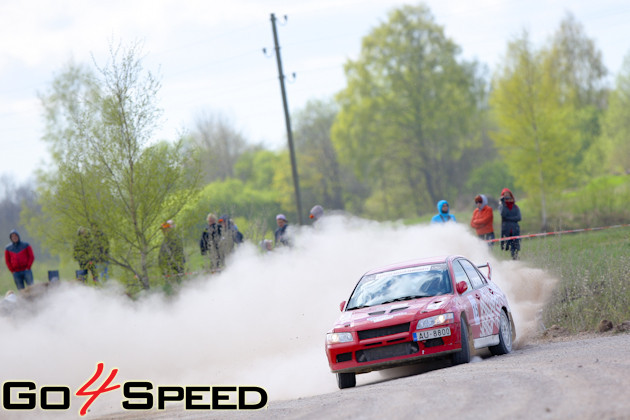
top-left (336, 372), bottom-right (356, 389)
top-left (490, 310), bottom-right (513, 355)
top-left (451, 319), bottom-right (471, 365)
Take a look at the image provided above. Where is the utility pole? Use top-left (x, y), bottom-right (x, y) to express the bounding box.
top-left (269, 13), bottom-right (304, 225)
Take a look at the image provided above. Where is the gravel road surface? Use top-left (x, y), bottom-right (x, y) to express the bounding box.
top-left (104, 332), bottom-right (630, 420)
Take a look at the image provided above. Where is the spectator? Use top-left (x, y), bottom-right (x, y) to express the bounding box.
top-left (200, 213), bottom-right (222, 271)
top-left (309, 205), bottom-right (324, 222)
top-left (274, 214), bottom-right (291, 247)
top-left (431, 200), bottom-right (456, 224)
top-left (260, 239), bottom-right (273, 253)
top-left (470, 194), bottom-right (495, 246)
top-left (218, 214), bottom-right (244, 263)
top-left (499, 188), bottom-right (522, 260)
top-left (73, 227), bottom-right (99, 282)
top-left (5, 230), bottom-right (35, 290)
top-left (158, 220), bottom-right (185, 282)
top-left (91, 223), bottom-right (110, 281)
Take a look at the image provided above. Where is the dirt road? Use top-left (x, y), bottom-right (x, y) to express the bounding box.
top-left (103, 333), bottom-right (630, 420)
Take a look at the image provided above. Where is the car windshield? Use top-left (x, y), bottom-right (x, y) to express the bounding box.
top-left (346, 264), bottom-right (451, 310)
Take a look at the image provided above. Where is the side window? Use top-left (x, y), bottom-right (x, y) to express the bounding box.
top-left (452, 261), bottom-right (472, 292)
top-left (459, 259), bottom-right (486, 289)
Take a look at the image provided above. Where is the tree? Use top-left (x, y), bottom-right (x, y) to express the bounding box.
top-left (293, 99), bottom-right (345, 212)
top-left (601, 53), bottom-right (630, 174)
top-left (546, 13), bottom-right (608, 179)
top-left (191, 111), bottom-right (249, 183)
top-left (332, 4), bottom-right (485, 218)
top-left (490, 32), bottom-right (579, 230)
top-left (28, 42), bottom-right (201, 291)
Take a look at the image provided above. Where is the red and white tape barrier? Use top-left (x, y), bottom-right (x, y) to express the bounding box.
top-left (486, 223), bottom-right (630, 243)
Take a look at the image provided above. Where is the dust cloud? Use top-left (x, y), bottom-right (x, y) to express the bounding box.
top-left (0, 215), bottom-right (557, 417)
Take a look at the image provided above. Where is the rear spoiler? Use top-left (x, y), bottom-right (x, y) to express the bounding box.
top-left (477, 262), bottom-right (492, 280)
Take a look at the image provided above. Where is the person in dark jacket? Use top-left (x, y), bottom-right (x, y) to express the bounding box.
top-left (5, 230), bottom-right (35, 290)
top-left (499, 188), bottom-right (522, 260)
top-left (200, 213), bottom-right (223, 271)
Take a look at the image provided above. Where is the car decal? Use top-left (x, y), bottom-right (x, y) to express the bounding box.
top-left (374, 265), bottom-right (431, 279)
top-left (467, 295), bottom-right (480, 324)
top-left (477, 289), bottom-right (502, 337)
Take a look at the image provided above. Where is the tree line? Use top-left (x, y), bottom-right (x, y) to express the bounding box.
top-left (7, 3), bottom-right (630, 292)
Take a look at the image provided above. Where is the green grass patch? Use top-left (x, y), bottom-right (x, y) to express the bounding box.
top-left (522, 227), bottom-right (630, 333)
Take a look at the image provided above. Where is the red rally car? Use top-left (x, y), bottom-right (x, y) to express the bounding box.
top-left (325, 255), bottom-right (516, 389)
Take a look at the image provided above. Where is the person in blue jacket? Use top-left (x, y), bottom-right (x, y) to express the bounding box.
top-left (431, 200), bottom-right (456, 224)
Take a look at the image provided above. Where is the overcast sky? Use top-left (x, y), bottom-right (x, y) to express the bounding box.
top-left (1, 0), bottom-right (629, 185)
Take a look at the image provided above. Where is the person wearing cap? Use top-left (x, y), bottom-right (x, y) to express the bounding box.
top-left (159, 220), bottom-right (186, 282)
top-left (430, 200), bottom-right (456, 224)
top-left (309, 205), bottom-right (324, 222)
top-left (274, 214), bottom-right (291, 247)
top-left (470, 194), bottom-right (495, 246)
top-left (5, 229), bottom-right (35, 290)
top-left (499, 188), bottom-right (521, 260)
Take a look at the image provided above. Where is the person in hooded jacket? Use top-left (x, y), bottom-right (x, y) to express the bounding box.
top-left (309, 205), bottom-right (324, 222)
top-left (431, 200), bottom-right (457, 223)
top-left (470, 194), bottom-right (495, 246)
top-left (5, 230), bottom-right (35, 290)
top-left (499, 188), bottom-right (522, 260)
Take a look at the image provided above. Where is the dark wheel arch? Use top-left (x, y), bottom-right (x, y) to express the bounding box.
top-left (451, 315), bottom-right (471, 365)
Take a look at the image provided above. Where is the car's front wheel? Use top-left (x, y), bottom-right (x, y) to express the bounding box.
top-left (337, 372), bottom-right (356, 389)
top-left (451, 319), bottom-right (471, 365)
top-left (490, 310), bottom-right (513, 355)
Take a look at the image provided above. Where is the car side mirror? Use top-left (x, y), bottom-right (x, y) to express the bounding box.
top-left (456, 281), bottom-right (468, 294)
top-left (339, 300), bottom-right (346, 312)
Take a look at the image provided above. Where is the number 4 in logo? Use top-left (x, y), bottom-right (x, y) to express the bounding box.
top-left (76, 363), bottom-right (121, 416)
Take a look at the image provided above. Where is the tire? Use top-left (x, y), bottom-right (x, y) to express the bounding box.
top-left (451, 319), bottom-right (471, 365)
top-left (490, 310), bottom-right (513, 355)
top-left (336, 372), bottom-right (356, 389)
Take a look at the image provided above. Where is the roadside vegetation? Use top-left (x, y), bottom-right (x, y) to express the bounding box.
top-left (1, 3), bottom-right (629, 311)
top-left (522, 227), bottom-right (630, 333)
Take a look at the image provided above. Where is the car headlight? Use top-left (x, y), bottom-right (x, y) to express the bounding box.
top-left (326, 332), bottom-right (354, 344)
top-left (416, 312), bottom-right (454, 330)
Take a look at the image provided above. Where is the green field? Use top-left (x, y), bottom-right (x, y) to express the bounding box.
top-left (517, 226), bottom-right (630, 332)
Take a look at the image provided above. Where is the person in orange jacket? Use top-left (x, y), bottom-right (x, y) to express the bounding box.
top-left (470, 194), bottom-right (495, 246)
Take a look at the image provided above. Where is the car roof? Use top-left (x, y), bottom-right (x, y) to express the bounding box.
top-left (363, 255), bottom-right (462, 276)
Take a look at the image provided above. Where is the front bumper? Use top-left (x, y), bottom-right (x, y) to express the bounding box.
top-left (326, 322), bottom-right (462, 374)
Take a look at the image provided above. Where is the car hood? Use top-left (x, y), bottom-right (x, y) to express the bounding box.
top-left (332, 295), bottom-right (456, 330)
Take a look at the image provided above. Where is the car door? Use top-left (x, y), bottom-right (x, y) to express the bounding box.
top-left (459, 259), bottom-right (499, 338)
top-left (451, 259), bottom-right (482, 339)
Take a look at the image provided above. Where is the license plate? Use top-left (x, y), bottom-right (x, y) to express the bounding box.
top-left (413, 327), bottom-right (451, 341)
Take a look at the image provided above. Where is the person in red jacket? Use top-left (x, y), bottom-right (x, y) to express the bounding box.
top-left (470, 194), bottom-right (495, 246)
top-left (5, 230), bottom-right (35, 290)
